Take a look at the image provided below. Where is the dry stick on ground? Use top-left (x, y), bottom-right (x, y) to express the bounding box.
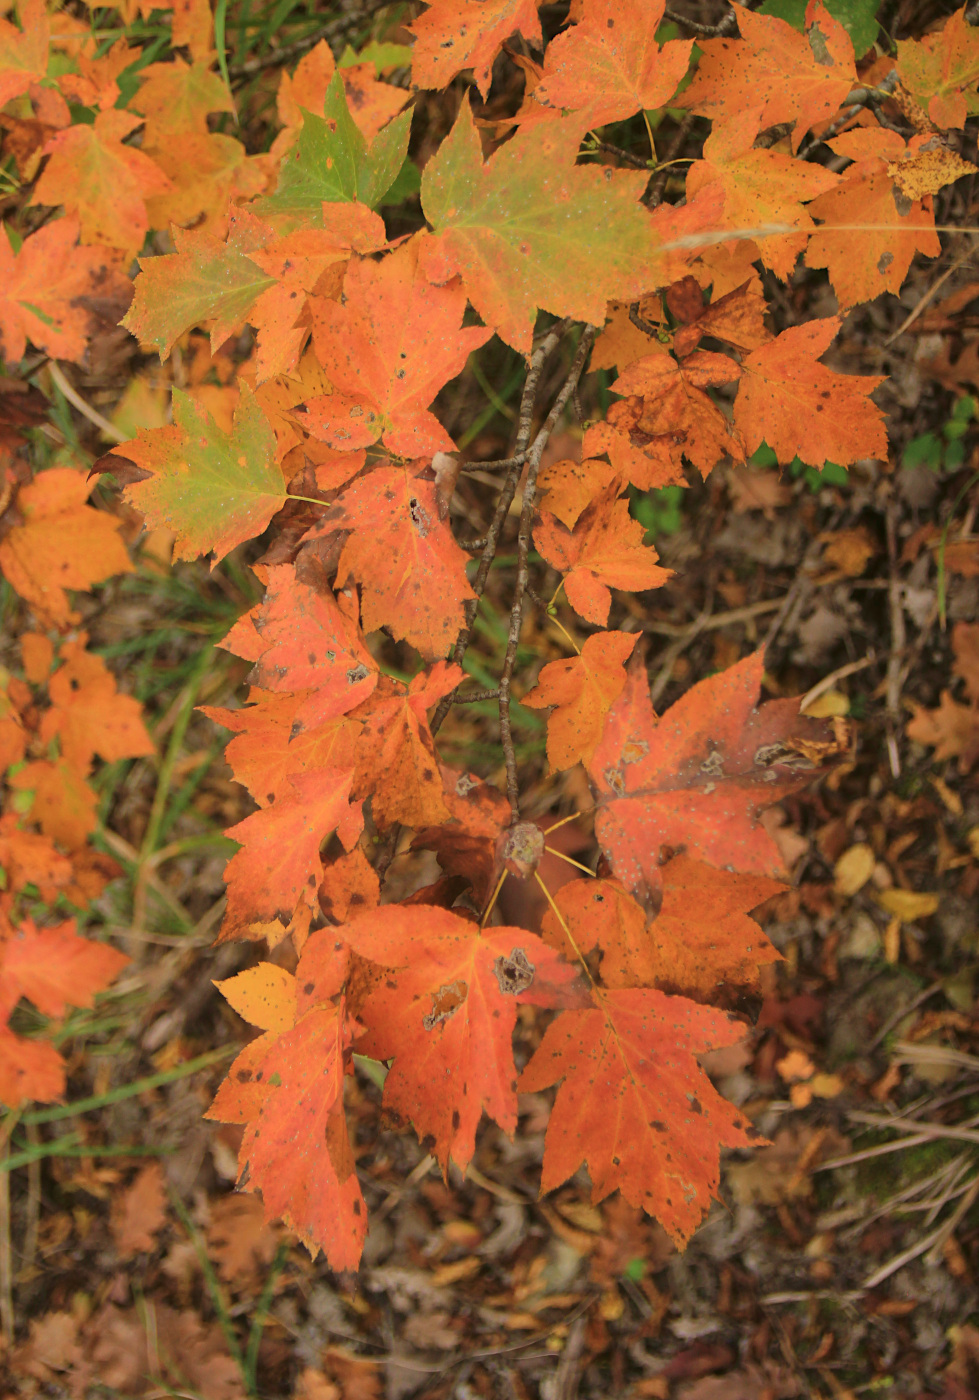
top-left (498, 326), bottom-right (598, 816)
top-left (430, 319), bottom-right (572, 737)
top-left (885, 498), bottom-right (906, 779)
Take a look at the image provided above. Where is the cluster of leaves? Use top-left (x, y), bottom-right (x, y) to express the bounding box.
top-left (0, 0), bottom-right (976, 1270)
top-left (0, 464), bottom-right (152, 1102)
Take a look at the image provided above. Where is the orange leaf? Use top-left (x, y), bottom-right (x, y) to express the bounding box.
top-left (519, 987), bottom-right (754, 1245)
top-left (234, 563), bottom-right (378, 733)
top-left (349, 663), bottom-right (463, 829)
top-left (533, 478), bottom-right (671, 625)
top-left (676, 1), bottom-right (856, 152)
top-left (34, 109), bottom-right (172, 256)
top-left (612, 346), bottom-right (744, 478)
top-left (733, 316), bottom-right (887, 468)
top-left (330, 903), bottom-right (581, 1171)
top-left (411, 765), bottom-right (511, 905)
top-left (40, 639), bottom-right (153, 773)
top-left (523, 630), bottom-right (639, 770)
top-left (0, 468), bottom-right (133, 625)
top-left (0, 1026), bottom-right (65, 1108)
top-left (0, 218), bottom-right (129, 365)
top-left (409, 0), bottom-right (543, 99)
top-left (537, 456), bottom-right (620, 529)
top-left (298, 241), bottom-right (492, 456)
top-left (588, 651), bottom-right (846, 912)
top-left (221, 767), bottom-right (364, 942)
top-left (307, 462), bottom-right (475, 660)
top-left (0, 918), bottom-right (129, 1023)
top-left (0, 0), bottom-right (48, 109)
top-left (896, 7), bottom-right (979, 130)
top-left (528, 0), bottom-right (692, 129)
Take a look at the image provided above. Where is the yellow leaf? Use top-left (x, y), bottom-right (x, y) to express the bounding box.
top-left (876, 890), bottom-right (940, 921)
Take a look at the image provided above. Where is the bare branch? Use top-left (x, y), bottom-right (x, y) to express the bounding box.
top-left (498, 325), bottom-right (599, 817)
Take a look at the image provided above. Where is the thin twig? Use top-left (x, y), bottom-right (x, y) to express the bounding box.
top-left (431, 320), bottom-right (572, 737)
top-left (454, 687), bottom-right (500, 703)
top-left (664, 5), bottom-right (737, 37)
top-left (498, 327), bottom-right (598, 816)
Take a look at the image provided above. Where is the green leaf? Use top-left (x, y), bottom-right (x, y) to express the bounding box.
top-left (902, 432), bottom-right (943, 471)
top-left (256, 71), bottom-right (411, 222)
top-left (421, 104), bottom-right (655, 354)
top-left (758, 0), bottom-right (880, 55)
top-left (339, 40), bottom-right (413, 74)
top-left (379, 156), bottom-right (421, 207)
top-left (123, 226), bottom-right (276, 359)
top-left (123, 388), bottom-right (287, 563)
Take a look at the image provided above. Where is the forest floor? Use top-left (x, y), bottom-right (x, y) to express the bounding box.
top-left (3, 8), bottom-right (979, 1400)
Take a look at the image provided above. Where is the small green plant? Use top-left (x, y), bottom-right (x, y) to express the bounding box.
top-left (902, 396), bottom-right (977, 473)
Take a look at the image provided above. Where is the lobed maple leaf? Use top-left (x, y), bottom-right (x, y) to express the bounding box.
top-left (666, 276), bottom-right (772, 358)
top-left (522, 630), bottom-right (639, 771)
top-left (0, 818), bottom-right (72, 903)
top-left (519, 986), bottom-right (755, 1245)
top-left (8, 758), bottom-right (99, 852)
top-left (297, 240), bottom-right (492, 455)
top-left (232, 563), bottom-right (378, 733)
top-left (733, 316), bottom-right (887, 468)
top-left (348, 663), bottom-right (463, 830)
top-left (206, 966), bottom-right (366, 1268)
top-left (305, 461), bottom-right (475, 660)
top-left (533, 478), bottom-right (671, 626)
top-left (906, 622), bottom-right (979, 771)
top-left (256, 73), bottom-right (410, 226)
top-left (331, 903), bottom-right (581, 1172)
top-left (804, 127), bottom-right (941, 308)
top-left (0, 467), bottom-right (133, 626)
top-left (582, 399), bottom-right (688, 493)
top-left (34, 109), bottom-right (172, 257)
top-left (526, 0), bottom-right (692, 130)
top-left (0, 918), bottom-right (129, 1107)
top-left (121, 387), bottom-right (287, 563)
top-left (537, 456), bottom-right (621, 529)
top-left (129, 57), bottom-right (234, 145)
top-left (676, 1), bottom-right (856, 152)
top-left (611, 345), bottom-right (744, 478)
top-left (0, 218), bottom-right (130, 366)
top-left (40, 639), bottom-right (153, 773)
top-left (685, 111), bottom-right (839, 282)
top-left (588, 650), bottom-right (846, 913)
top-left (895, 6), bottom-right (979, 130)
top-left (220, 767), bottom-right (363, 944)
top-left (420, 104), bottom-right (655, 354)
top-left (409, 0), bottom-right (543, 99)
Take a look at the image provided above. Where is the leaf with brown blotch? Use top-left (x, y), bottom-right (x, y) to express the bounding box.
top-left (409, 0), bottom-right (543, 99)
top-left (519, 986), bottom-right (755, 1245)
top-left (612, 346), bottom-right (744, 478)
top-left (296, 240), bottom-right (492, 456)
top-left (274, 41), bottom-right (409, 146)
top-left (34, 109), bottom-right (172, 257)
top-left (0, 468), bottom-right (133, 626)
top-left (220, 767), bottom-right (364, 943)
top-left (350, 663), bottom-right (463, 830)
top-left (533, 478), bottom-right (671, 626)
top-left (675, 1), bottom-right (856, 152)
top-left (236, 563), bottom-right (378, 732)
top-left (0, 219), bottom-right (130, 366)
top-left (523, 630), bottom-right (639, 771)
top-left (588, 650), bottom-right (847, 914)
top-left (527, 0), bottom-right (692, 130)
top-left (319, 847), bottom-right (380, 925)
top-left (305, 462), bottom-right (475, 660)
top-left (334, 902), bottom-right (582, 1173)
top-left (733, 316), bottom-right (887, 469)
top-left (411, 765), bottom-right (511, 904)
